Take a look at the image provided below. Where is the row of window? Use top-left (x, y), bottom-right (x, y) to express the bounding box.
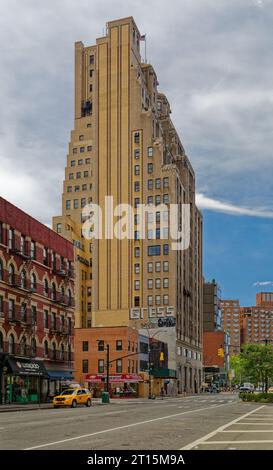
top-left (68, 170), bottom-right (91, 180)
top-left (66, 199), bottom-right (90, 210)
top-left (0, 332), bottom-right (72, 360)
top-left (146, 295), bottom-right (169, 306)
top-left (82, 358), bottom-right (137, 374)
top-left (71, 147), bottom-right (92, 157)
top-left (134, 261), bottom-right (169, 273)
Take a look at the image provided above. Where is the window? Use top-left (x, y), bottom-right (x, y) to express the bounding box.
top-left (81, 198), bottom-right (86, 208)
top-left (82, 184), bottom-right (87, 191)
top-left (0, 259), bottom-right (3, 280)
top-left (85, 157), bottom-right (91, 164)
top-left (134, 247), bottom-right (140, 258)
top-left (148, 163), bottom-right (153, 174)
top-left (155, 262), bottom-right (161, 272)
top-left (71, 160), bottom-right (76, 167)
top-left (135, 263), bottom-right (140, 274)
top-left (66, 200), bottom-right (71, 210)
top-left (163, 194), bottom-right (169, 204)
top-left (147, 262), bottom-right (153, 273)
top-left (147, 196), bottom-right (153, 205)
top-left (21, 270), bottom-right (26, 289)
top-left (20, 235), bottom-right (26, 255)
top-left (79, 135), bottom-right (84, 141)
top-left (155, 278), bottom-right (161, 289)
top-left (82, 341), bottom-right (89, 352)
top-left (147, 147), bottom-right (153, 157)
top-left (134, 231), bottom-right (140, 241)
top-left (90, 55), bottom-right (94, 65)
top-left (163, 177), bottom-right (169, 188)
top-left (76, 172), bottom-right (81, 179)
top-left (116, 340), bottom-right (122, 351)
top-left (147, 179), bottom-right (153, 190)
top-left (134, 296), bottom-right (140, 307)
top-left (0, 223), bottom-right (3, 244)
top-left (163, 278), bottom-right (169, 288)
top-left (30, 273), bottom-right (36, 291)
top-left (134, 181), bottom-right (140, 192)
top-left (115, 359), bottom-right (122, 373)
top-left (134, 198), bottom-right (140, 208)
top-left (84, 171), bottom-right (89, 177)
top-left (134, 132), bottom-right (140, 144)
top-left (82, 360), bottom-right (89, 373)
top-left (44, 310), bottom-right (49, 329)
top-left (31, 337), bottom-right (36, 357)
top-left (148, 245), bottom-right (161, 256)
top-left (21, 303), bottom-right (27, 322)
top-left (155, 295), bottom-right (161, 305)
top-left (134, 165), bottom-right (140, 176)
top-left (155, 195), bottom-right (161, 206)
top-left (8, 299), bottom-right (15, 320)
top-left (80, 147), bottom-right (85, 153)
top-left (44, 340), bottom-right (49, 358)
top-left (155, 178), bottom-right (161, 189)
top-left (147, 296), bottom-right (153, 306)
top-left (56, 223), bottom-right (62, 234)
top-left (98, 340), bottom-right (104, 351)
top-left (147, 279), bottom-right (153, 289)
top-left (98, 359), bottom-right (104, 373)
top-left (73, 148), bottom-right (77, 154)
top-left (8, 264), bottom-right (15, 285)
top-left (8, 229), bottom-right (14, 249)
top-left (0, 296), bottom-right (4, 315)
top-left (78, 159), bottom-right (83, 165)
top-left (134, 280), bottom-right (140, 290)
top-left (134, 149), bottom-right (140, 159)
top-left (89, 69), bottom-right (93, 77)
top-left (163, 244), bottom-right (169, 255)
top-left (69, 173), bottom-right (74, 180)
top-left (163, 295), bottom-right (169, 305)
top-left (31, 306), bottom-right (37, 325)
top-left (8, 334), bottom-right (15, 354)
top-left (87, 146), bottom-right (92, 152)
top-left (74, 199), bottom-right (78, 209)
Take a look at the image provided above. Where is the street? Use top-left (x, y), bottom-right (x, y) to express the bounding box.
top-left (1, 394), bottom-right (273, 450)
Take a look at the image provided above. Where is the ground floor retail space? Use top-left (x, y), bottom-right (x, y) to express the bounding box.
top-left (0, 354), bottom-right (74, 404)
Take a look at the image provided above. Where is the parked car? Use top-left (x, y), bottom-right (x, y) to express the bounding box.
top-left (239, 383), bottom-right (254, 393)
top-left (53, 388), bottom-right (92, 408)
top-left (209, 385), bottom-right (220, 393)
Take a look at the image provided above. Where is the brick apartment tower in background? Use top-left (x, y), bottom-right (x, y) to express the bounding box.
top-left (53, 17), bottom-right (203, 393)
top-left (221, 299), bottom-right (241, 355)
top-left (241, 293), bottom-right (273, 346)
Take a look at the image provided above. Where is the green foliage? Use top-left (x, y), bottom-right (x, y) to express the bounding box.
top-left (231, 344), bottom-right (273, 391)
top-left (239, 392), bottom-right (273, 403)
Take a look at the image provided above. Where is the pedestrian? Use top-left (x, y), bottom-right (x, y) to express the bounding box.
top-left (160, 387), bottom-right (164, 399)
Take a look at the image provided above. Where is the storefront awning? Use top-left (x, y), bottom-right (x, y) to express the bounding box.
top-left (86, 373), bottom-right (144, 383)
top-left (6, 357), bottom-right (48, 377)
top-left (46, 370), bottom-right (74, 380)
top-left (150, 368), bottom-right (177, 379)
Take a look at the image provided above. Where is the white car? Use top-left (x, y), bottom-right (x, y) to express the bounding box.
top-left (239, 383), bottom-right (254, 392)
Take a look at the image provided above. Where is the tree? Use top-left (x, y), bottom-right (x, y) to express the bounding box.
top-left (238, 344), bottom-right (273, 392)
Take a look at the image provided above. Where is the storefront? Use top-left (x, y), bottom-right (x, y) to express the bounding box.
top-left (3, 357), bottom-right (49, 404)
top-left (86, 373), bottom-right (144, 398)
top-left (45, 369), bottom-right (75, 399)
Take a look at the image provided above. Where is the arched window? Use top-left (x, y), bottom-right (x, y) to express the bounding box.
top-left (0, 331), bottom-right (3, 353)
top-left (8, 264), bottom-right (15, 285)
top-left (52, 342), bottom-right (56, 360)
top-left (61, 286), bottom-right (65, 303)
top-left (60, 343), bottom-right (65, 361)
top-left (43, 278), bottom-right (49, 296)
top-left (30, 273), bottom-right (36, 291)
top-left (8, 334), bottom-right (15, 354)
top-left (31, 337), bottom-right (36, 357)
top-left (51, 283), bottom-right (56, 301)
top-left (0, 259), bottom-right (3, 281)
top-left (21, 270), bottom-right (26, 289)
top-left (20, 336), bottom-right (27, 356)
top-left (68, 289), bottom-right (72, 306)
top-left (44, 340), bottom-right (48, 358)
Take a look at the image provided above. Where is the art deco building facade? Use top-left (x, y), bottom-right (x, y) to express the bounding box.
top-left (53, 17), bottom-right (203, 393)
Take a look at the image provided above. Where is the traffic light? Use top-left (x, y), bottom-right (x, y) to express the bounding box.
top-left (217, 348), bottom-right (224, 357)
top-left (159, 352), bottom-right (164, 362)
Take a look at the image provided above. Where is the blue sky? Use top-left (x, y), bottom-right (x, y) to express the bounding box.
top-left (0, 0), bottom-right (272, 306)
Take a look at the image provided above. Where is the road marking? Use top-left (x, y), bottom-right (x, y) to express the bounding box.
top-left (180, 405), bottom-right (264, 450)
top-left (105, 410), bottom-right (128, 415)
top-left (232, 422), bottom-right (273, 425)
top-left (222, 430), bottom-right (273, 433)
top-left (24, 402), bottom-right (234, 450)
top-left (199, 440), bottom-right (273, 445)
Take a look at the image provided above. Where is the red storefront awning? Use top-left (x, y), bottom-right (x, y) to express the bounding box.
top-left (86, 373), bottom-right (144, 383)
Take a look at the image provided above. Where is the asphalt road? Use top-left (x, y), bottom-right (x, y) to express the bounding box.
top-left (0, 394), bottom-right (273, 450)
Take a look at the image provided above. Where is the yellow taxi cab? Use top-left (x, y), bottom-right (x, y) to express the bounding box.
top-left (53, 388), bottom-right (92, 408)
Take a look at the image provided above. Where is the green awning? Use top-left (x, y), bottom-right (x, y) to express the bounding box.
top-left (150, 368), bottom-right (177, 378)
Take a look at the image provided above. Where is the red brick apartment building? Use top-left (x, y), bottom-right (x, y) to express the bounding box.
top-left (0, 197), bottom-right (75, 404)
top-left (241, 293), bottom-right (273, 345)
top-left (220, 299), bottom-right (241, 355)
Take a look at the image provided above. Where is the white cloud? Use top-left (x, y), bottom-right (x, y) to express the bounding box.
top-left (253, 281), bottom-right (273, 286)
top-left (196, 193), bottom-right (273, 218)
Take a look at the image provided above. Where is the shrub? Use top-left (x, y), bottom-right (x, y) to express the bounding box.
top-left (239, 392), bottom-right (273, 403)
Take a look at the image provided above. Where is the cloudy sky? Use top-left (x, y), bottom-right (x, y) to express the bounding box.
top-left (0, 0), bottom-right (273, 304)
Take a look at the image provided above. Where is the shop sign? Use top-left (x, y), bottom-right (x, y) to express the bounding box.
top-left (129, 306), bottom-right (175, 320)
